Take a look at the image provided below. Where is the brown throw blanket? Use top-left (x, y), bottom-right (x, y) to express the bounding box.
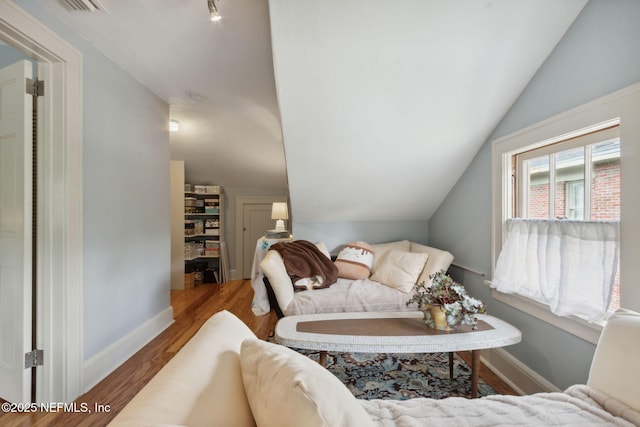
top-left (270, 240), bottom-right (338, 290)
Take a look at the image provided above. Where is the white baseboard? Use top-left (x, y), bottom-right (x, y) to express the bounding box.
top-left (480, 348), bottom-right (561, 395)
top-left (82, 306), bottom-right (174, 392)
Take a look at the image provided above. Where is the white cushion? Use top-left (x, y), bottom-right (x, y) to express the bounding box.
top-left (588, 310), bottom-right (640, 412)
top-left (315, 241), bottom-right (331, 259)
top-left (410, 242), bottom-right (455, 286)
top-left (370, 240), bottom-right (411, 274)
top-left (284, 278), bottom-right (415, 316)
top-left (260, 250), bottom-right (295, 312)
top-left (108, 310), bottom-right (257, 427)
top-left (240, 338), bottom-right (374, 427)
top-left (370, 249), bottom-right (429, 293)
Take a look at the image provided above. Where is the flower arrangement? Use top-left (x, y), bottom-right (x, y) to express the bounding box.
top-left (406, 270), bottom-right (486, 329)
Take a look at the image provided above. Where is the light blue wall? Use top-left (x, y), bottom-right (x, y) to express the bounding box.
top-left (14, 2), bottom-right (171, 361)
top-left (0, 44), bottom-right (34, 68)
top-left (294, 220), bottom-right (428, 254)
top-left (429, 0), bottom-right (640, 390)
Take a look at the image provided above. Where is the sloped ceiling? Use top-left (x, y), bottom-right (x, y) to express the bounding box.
top-left (269, 0), bottom-right (586, 222)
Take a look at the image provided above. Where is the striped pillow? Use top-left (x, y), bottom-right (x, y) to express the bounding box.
top-left (334, 241), bottom-right (374, 280)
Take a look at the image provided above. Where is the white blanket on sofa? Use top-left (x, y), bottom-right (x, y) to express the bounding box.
top-left (284, 277), bottom-right (415, 316)
top-left (360, 385), bottom-right (640, 426)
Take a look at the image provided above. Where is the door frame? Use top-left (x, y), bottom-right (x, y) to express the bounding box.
top-left (0, 1), bottom-right (83, 402)
top-left (235, 196), bottom-right (287, 280)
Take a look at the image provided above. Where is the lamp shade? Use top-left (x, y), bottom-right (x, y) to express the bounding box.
top-left (271, 202), bottom-right (289, 232)
top-left (271, 202), bottom-right (289, 220)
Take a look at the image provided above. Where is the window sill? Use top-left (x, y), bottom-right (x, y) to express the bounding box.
top-left (484, 280), bottom-right (604, 345)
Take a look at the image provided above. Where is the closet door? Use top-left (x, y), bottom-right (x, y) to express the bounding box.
top-left (0, 60), bottom-right (33, 403)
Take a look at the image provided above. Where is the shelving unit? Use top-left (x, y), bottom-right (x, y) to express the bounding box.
top-left (184, 184), bottom-right (224, 286)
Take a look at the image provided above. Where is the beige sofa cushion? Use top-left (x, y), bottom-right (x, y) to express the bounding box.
top-left (410, 242), bottom-right (455, 286)
top-left (240, 338), bottom-right (374, 427)
top-left (588, 310), bottom-right (640, 412)
top-left (260, 250), bottom-right (295, 312)
top-left (370, 240), bottom-right (411, 274)
top-left (284, 277), bottom-right (416, 316)
top-left (108, 310), bottom-right (257, 427)
top-left (370, 250), bottom-right (429, 293)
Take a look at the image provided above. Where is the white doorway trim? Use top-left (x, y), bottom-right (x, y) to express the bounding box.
top-left (0, 0), bottom-right (83, 402)
top-left (235, 196), bottom-right (287, 280)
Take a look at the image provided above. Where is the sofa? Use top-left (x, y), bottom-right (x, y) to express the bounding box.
top-left (108, 309), bottom-right (640, 426)
top-left (259, 240), bottom-right (455, 317)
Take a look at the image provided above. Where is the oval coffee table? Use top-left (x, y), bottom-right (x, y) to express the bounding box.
top-left (274, 311), bottom-right (521, 398)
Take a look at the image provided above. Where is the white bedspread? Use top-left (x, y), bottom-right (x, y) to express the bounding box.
top-left (360, 385), bottom-right (640, 426)
top-left (284, 277), bottom-right (415, 316)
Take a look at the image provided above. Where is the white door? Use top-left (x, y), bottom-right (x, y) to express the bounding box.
top-left (242, 204), bottom-right (274, 278)
top-left (0, 60), bottom-right (33, 403)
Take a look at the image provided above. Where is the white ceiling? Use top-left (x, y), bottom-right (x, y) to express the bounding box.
top-left (270, 0), bottom-right (587, 222)
top-left (40, 0), bottom-right (587, 223)
top-left (42, 0), bottom-right (287, 188)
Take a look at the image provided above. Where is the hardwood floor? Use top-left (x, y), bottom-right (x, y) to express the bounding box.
top-left (0, 280), bottom-right (277, 427)
top-left (0, 279), bottom-right (515, 426)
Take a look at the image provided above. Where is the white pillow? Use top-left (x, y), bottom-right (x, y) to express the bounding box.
top-left (370, 240), bottom-right (411, 274)
top-left (240, 339), bottom-right (374, 427)
top-left (370, 249), bottom-right (429, 293)
top-left (588, 310), bottom-right (640, 412)
top-left (260, 250), bottom-right (294, 311)
top-left (410, 242), bottom-right (454, 286)
top-left (315, 241), bottom-right (331, 259)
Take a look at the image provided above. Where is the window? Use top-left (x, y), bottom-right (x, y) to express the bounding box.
top-left (508, 128), bottom-right (621, 313)
top-left (515, 128), bottom-right (620, 223)
top-left (491, 83), bottom-right (640, 344)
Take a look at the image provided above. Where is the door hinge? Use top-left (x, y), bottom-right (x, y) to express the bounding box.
top-left (25, 349), bottom-right (44, 369)
top-left (25, 78), bottom-right (45, 97)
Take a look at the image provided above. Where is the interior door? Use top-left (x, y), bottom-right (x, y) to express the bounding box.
top-left (242, 204), bottom-right (274, 278)
top-left (0, 60), bottom-right (33, 403)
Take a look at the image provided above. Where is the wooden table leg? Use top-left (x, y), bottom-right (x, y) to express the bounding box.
top-left (448, 352), bottom-right (454, 379)
top-left (319, 350), bottom-right (327, 367)
top-left (471, 349), bottom-right (480, 398)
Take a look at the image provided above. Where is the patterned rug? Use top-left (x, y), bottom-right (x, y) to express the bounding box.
top-left (294, 348), bottom-right (497, 400)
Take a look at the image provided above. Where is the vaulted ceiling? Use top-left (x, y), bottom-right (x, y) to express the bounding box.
top-left (39, 0), bottom-right (587, 222)
top-left (269, 0), bottom-right (587, 222)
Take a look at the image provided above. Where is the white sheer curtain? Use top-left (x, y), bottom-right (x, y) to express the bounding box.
top-left (492, 219), bottom-right (619, 322)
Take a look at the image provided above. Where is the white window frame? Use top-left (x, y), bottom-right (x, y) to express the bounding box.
top-left (491, 83), bottom-right (640, 344)
top-left (516, 126), bottom-right (619, 221)
top-left (565, 180), bottom-right (584, 220)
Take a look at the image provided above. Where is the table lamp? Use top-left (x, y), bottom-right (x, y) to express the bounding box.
top-left (271, 202), bottom-right (289, 232)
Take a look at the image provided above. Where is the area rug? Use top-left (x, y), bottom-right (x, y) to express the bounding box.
top-left (294, 349), bottom-right (497, 400)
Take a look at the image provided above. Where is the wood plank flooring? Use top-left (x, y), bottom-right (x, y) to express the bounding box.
top-left (0, 279), bottom-right (515, 427)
